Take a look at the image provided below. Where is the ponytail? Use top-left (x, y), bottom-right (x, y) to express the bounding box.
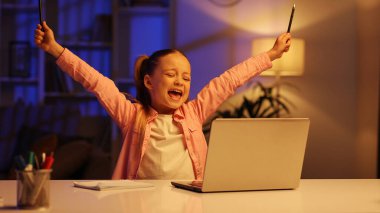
top-left (134, 55), bottom-right (150, 108)
top-left (133, 55), bottom-right (150, 155)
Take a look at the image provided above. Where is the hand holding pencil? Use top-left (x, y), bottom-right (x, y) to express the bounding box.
top-left (266, 3), bottom-right (295, 61)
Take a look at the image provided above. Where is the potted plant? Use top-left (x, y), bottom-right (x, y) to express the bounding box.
top-left (202, 82), bottom-right (294, 142)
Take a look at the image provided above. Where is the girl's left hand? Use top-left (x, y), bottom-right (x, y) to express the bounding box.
top-left (267, 33), bottom-right (291, 61)
top-left (34, 21), bottom-right (64, 58)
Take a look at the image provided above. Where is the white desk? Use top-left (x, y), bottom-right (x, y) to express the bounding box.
top-left (0, 179), bottom-right (379, 213)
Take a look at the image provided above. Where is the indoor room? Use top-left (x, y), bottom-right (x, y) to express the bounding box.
top-left (0, 0), bottom-right (379, 212)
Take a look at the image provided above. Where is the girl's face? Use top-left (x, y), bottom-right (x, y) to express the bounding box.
top-left (144, 52), bottom-right (191, 114)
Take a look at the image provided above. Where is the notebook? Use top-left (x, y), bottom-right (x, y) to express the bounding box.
top-left (73, 180), bottom-right (154, 191)
top-left (171, 118), bottom-right (310, 192)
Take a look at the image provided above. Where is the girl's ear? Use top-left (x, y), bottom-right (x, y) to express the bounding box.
top-left (144, 75), bottom-right (153, 90)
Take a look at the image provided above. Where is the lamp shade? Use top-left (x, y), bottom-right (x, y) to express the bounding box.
top-left (252, 38), bottom-right (305, 76)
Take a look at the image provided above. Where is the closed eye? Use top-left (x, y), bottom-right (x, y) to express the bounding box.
top-left (165, 73), bottom-right (175, 77)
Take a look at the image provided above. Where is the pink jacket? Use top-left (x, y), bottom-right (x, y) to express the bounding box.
top-left (56, 49), bottom-right (272, 180)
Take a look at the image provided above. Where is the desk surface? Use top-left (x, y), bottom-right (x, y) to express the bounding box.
top-left (0, 179), bottom-right (379, 213)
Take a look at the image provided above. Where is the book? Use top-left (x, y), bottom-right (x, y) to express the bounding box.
top-left (54, 67), bottom-right (68, 92)
top-left (73, 180), bottom-right (154, 191)
top-left (92, 15), bottom-right (112, 42)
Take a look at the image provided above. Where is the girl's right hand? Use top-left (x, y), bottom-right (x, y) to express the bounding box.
top-left (34, 21), bottom-right (64, 58)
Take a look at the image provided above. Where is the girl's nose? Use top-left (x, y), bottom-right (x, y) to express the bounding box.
top-left (174, 77), bottom-right (183, 86)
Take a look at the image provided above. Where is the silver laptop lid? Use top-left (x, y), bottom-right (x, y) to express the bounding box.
top-left (202, 118), bottom-right (310, 192)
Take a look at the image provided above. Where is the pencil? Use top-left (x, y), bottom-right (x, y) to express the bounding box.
top-left (287, 4), bottom-right (295, 33)
top-left (39, 0), bottom-right (43, 26)
top-left (39, 0), bottom-right (44, 32)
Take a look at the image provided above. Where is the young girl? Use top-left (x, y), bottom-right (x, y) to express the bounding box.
top-left (34, 21), bottom-right (291, 180)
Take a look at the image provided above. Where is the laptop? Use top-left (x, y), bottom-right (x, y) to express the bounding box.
top-left (171, 118), bottom-right (310, 192)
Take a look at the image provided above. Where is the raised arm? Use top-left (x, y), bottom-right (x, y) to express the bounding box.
top-left (190, 33), bottom-right (291, 123)
top-left (34, 22), bottom-right (136, 131)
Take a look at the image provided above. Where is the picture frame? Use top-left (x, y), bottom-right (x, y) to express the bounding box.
top-left (9, 41), bottom-right (31, 78)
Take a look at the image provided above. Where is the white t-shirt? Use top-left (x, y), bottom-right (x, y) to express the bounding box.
top-left (136, 114), bottom-right (195, 180)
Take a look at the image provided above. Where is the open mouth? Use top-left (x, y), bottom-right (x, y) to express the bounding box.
top-left (168, 89), bottom-right (183, 101)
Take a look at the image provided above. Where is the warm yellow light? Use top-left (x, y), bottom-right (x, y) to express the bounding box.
top-left (252, 38), bottom-right (305, 76)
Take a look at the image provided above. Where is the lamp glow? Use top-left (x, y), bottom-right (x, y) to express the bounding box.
top-left (252, 38), bottom-right (305, 76)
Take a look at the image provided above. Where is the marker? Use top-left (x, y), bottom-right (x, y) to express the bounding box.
top-left (42, 153), bottom-right (54, 169)
top-left (23, 153), bottom-right (35, 187)
top-left (42, 152), bottom-right (46, 164)
top-left (34, 155), bottom-right (40, 170)
top-left (25, 151), bottom-right (35, 171)
top-left (28, 152), bottom-right (34, 165)
top-left (14, 155), bottom-right (27, 171)
top-left (287, 4), bottom-right (295, 33)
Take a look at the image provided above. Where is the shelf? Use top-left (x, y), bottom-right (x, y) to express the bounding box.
top-left (61, 41), bottom-right (112, 49)
top-left (45, 92), bottom-right (96, 99)
top-left (116, 78), bottom-right (134, 85)
top-left (0, 77), bottom-right (38, 84)
top-left (1, 3), bottom-right (38, 11)
top-left (1, 0), bottom-right (169, 108)
top-left (118, 6), bottom-right (169, 16)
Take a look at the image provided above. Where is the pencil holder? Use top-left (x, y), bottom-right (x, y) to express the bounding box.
top-left (16, 169), bottom-right (52, 209)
